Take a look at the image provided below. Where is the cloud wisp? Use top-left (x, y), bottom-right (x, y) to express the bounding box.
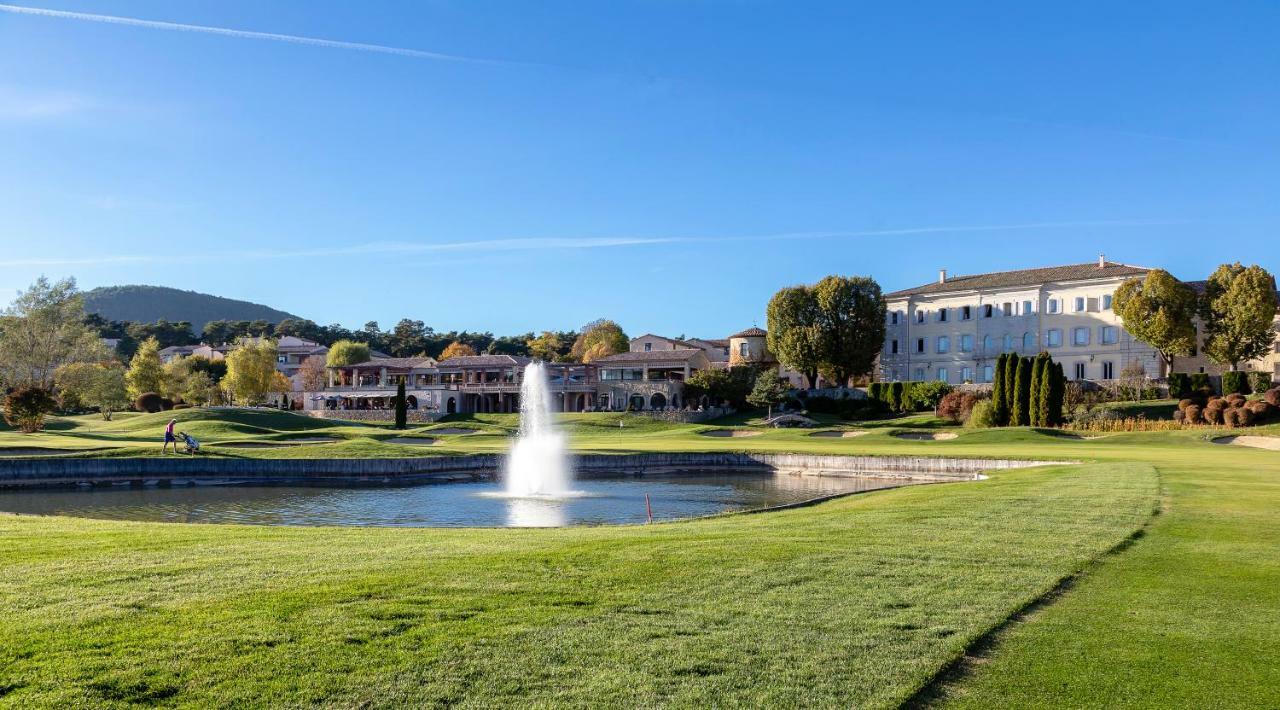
top-left (0, 3), bottom-right (524, 66)
top-left (0, 219), bottom-right (1181, 270)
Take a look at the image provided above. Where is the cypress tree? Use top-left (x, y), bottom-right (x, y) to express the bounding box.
top-left (1012, 356), bottom-right (1032, 426)
top-left (394, 380), bottom-right (407, 430)
top-left (1028, 355), bottom-right (1044, 426)
top-left (1035, 354), bottom-right (1053, 427)
top-left (1053, 362), bottom-right (1067, 426)
top-left (991, 353), bottom-right (1008, 426)
top-left (890, 381), bottom-right (905, 412)
top-left (1003, 352), bottom-right (1020, 420)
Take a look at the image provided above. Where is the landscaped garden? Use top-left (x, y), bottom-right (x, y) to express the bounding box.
top-left (1, 408), bottom-right (1278, 706)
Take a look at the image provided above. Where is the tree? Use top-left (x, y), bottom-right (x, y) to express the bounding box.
top-left (298, 355), bottom-right (328, 391)
top-left (388, 319), bottom-right (431, 357)
top-left (812, 276), bottom-right (886, 386)
top-left (991, 353), bottom-right (1009, 425)
top-left (1012, 356), bottom-right (1032, 426)
top-left (394, 381), bottom-right (407, 429)
top-left (326, 340), bottom-right (371, 368)
top-left (1049, 361), bottom-right (1066, 427)
top-left (527, 331), bottom-right (576, 362)
top-left (274, 318), bottom-right (324, 343)
top-left (1034, 354), bottom-right (1054, 427)
top-left (570, 320), bottom-right (628, 362)
top-left (3, 386), bottom-right (58, 432)
top-left (161, 358), bottom-right (193, 403)
top-left (1002, 352), bottom-right (1019, 421)
top-left (0, 276), bottom-right (108, 390)
top-left (439, 341), bottom-right (478, 360)
top-left (180, 370), bottom-right (216, 406)
top-left (747, 372), bottom-right (788, 419)
top-left (224, 338), bottom-right (280, 405)
top-left (125, 337), bottom-right (167, 399)
top-left (56, 362), bottom-right (129, 420)
top-left (1200, 263), bottom-right (1279, 371)
top-left (1112, 270), bottom-right (1198, 371)
top-left (766, 285), bottom-right (823, 389)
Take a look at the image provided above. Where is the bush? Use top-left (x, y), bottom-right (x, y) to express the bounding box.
top-left (1202, 400), bottom-right (1225, 425)
top-left (966, 400), bottom-right (996, 428)
top-left (159, 397), bottom-right (175, 411)
top-left (907, 381), bottom-right (952, 411)
top-left (1221, 371), bottom-right (1250, 396)
top-left (1190, 372), bottom-right (1212, 395)
top-left (1225, 393), bottom-right (1247, 407)
top-left (1172, 409), bottom-right (1185, 423)
top-left (1249, 372), bottom-right (1273, 393)
top-left (1266, 388), bottom-right (1280, 407)
top-left (937, 391), bottom-right (978, 423)
top-left (1183, 404), bottom-right (1201, 424)
top-left (868, 382), bottom-right (883, 403)
top-left (1177, 398), bottom-right (1197, 411)
top-left (889, 381), bottom-right (905, 412)
top-left (1167, 373), bottom-right (1193, 399)
top-left (3, 386), bottom-right (58, 433)
top-left (134, 392), bottom-right (164, 413)
top-left (1224, 406), bottom-right (1255, 428)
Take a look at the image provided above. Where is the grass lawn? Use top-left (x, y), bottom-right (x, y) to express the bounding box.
top-left (1, 409), bottom-right (1278, 706)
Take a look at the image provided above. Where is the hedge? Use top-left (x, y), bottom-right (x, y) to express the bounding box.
top-left (1221, 371), bottom-right (1250, 396)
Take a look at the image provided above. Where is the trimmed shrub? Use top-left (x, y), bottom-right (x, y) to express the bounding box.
top-left (1221, 371), bottom-right (1250, 396)
top-left (1224, 406), bottom-right (1254, 428)
top-left (1190, 372), bottom-right (1212, 395)
top-left (1167, 373), bottom-right (1193, 399)
top-left (159, 398), bottom-right (175, 411)
top-left (868, 382), bottom-right (883, 403)
top-left (1183, 404), bottom-right (1201, 424)
top-left (889, 381), bottom-right (905, 412)
top-left (1265, 388), bottom-right (1280, 407)
top-left (1177, 398), bottom-right (1196, 411)
top-left (938, 391), bottom-right (978, 423)
top-left (134, 392), bottom-right (164, 413)
top-left (1203, 400), bottom-right (1225, 425)
top-left (394, 381), bottom-right (407, 430)
top-left (1225, 393), bottom-right (1247, 407)
top-left (1172, 409), bottom-right (1186, 423)
top-left (966, 400), bottom-right (996, 428)
top-left (1249, 372), bottom-right (1273, 393)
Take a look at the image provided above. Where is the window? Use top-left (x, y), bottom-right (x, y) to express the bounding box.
top-left (1074, 297), bottom-right (1086, 312)
top-left (738, 342), bottom-right (749, 357)
top-left (962, 305), bottom-right (972, 320)
top-left (937, 336), bottom-right (950, 354)
top-left (644, 342), bottom-right (652, 352)
top-left (984, 304), bottom-right (994, 318)
top-left (1046, 329), bottom-right (1062, 347)
top-left (937, 368), bottom-right (948, 382)
top-left (914, 368), bottom-right (925, 381)
top-left (277, 355), bottom-right (287, 363)
top-left (1102, 361), bottom-right (1114, 379)
top-left (890, 311), bottom-right (898, 325)
top-left (1023, 332), bottom-right (1035, 350)
top-left (983, 335), bottom-right (994, 351)
top-left (1073, 327), bottom-right (1090, 346)
top-left (961, 366), bottom-right (973, 382)
top-left (916, 310), bottom-right (926, 324)
top-left (1047, 299), bottom-right (1060, 314)
top-left (1022, 300), bottom-right (1032, 315)
top-left (1102, 294), bottom-right (1113, 310)
top-left (939, 308), bottom-right (949, 323)
top-left (916, 338), bottom-right (926, 354)
top-left (982, 365), bottom-right (994, 382)
top-left (890, 339), bottom-right (899, 354)
top-left (1100, 326), bottom-right (1118, 345)
top-left (1003, 334), bottom-right (1014, 351)
top-left (960, 334), bottom-right (973, 352)
top-left (1003, 302), bottom-right (1013, 316)
top-left (1074, 362), bottom-right (1086, 380)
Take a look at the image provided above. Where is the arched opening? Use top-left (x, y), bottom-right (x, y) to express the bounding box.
top-left (650, 392), bottom-right (667, 410)
top-left (406, 395), bottom-right (418, 410)
top-left (446, 397), bottom-right (457, 414)
top-left (599, 394), bottom-right (610, 411)
top-left (629, 394), bottom-right (645, 411)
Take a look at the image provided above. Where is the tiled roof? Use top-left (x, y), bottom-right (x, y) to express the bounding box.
top-left (698, 338), bottom-right (729, 347)
top-left (595, 349), bottom-right (705, 363)
top-left (437, 354), bottom-right (532, 367)
top-left (886, 262), bottom-right (1151, 298)
top-left (729, 327), bottom-right (767, 338)
top-left (339, 357), bottom-right (436, 370)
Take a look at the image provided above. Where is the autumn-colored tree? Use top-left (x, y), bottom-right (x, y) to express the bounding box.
top-left (298, 355), bottom-right (328, 391)
top-left (224, 338), bottom-right (280, 405)
top-left (326, 339), bottom-right (371, 368)
top-left (526, 330), bottom-right (576, 362)
top-left (570, 320), bottom-right (628, 362)
top-left (439, 341), bottom-right (478, 360)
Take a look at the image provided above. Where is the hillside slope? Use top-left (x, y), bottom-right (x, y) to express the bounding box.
top-left (84, 285), bottom-right (300, 330)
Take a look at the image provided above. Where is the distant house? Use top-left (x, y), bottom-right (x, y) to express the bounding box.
top-left (159, 336), bottom-right (329, 391)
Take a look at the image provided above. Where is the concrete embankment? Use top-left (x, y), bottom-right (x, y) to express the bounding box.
top-left (0, 452), bottom-right (1061, 489)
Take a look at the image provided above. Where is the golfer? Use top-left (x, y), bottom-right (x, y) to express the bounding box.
top-left (162, 418), bottom-right (179, 454)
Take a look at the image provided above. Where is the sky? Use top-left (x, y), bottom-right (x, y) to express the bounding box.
top-left (2, 1), bottom-right (1278, 338)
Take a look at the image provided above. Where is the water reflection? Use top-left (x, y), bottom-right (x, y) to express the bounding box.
top-left (0, 472), bottom-right (924, 527)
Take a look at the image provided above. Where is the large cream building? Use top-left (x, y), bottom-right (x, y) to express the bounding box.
top-left (879, 258), bottom-right (1165, 384)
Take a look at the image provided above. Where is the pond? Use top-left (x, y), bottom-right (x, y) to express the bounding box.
top-left (0, 472), bottom-right (925, 527)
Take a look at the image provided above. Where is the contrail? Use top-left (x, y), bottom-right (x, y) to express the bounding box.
top-left (0, 3), bottom-right (519, 65)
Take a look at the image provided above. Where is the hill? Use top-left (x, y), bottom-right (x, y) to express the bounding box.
top-left (83, 285), bottom-right (300, 330)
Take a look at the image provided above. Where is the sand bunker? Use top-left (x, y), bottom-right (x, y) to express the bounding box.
top-left (0, 447), bottom-right (82, 457)
top-left (385, 437), bottom-right (438, 446)
top-left (426, 428), bottom-right (479, 435)
top-left (698, 430), bottom-right (763, 438)
top-left (215, 437), bottom-right (337, 449)
top-left (281, 437), bottom-right (340, 443)
top-left (809, 430), bottom-right (870, 438)
top-left (1213, 435), bottom-right (1280, 451)
top-left (892, 432), bottom-right (958, 441)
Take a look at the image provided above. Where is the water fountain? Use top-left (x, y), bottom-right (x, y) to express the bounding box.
top-left (503, 361), bottom-right (573, 498)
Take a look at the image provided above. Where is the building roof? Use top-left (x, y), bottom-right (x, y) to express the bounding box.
top-left (437, 354), bottom-right (532, 368)
top-left (337, 356), bottom-right (436, 370)
top-left (885, 261), bottom-right (1152, 298)
top-left (729, 327), bottom-right (767, 339)
top-left (696, 338), bottom-right (729, 347)
top-left (595, 349), bottom-right (706, 364)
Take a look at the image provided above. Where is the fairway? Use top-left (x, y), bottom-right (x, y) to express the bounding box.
top-left (0, 412), bottom-right (1278, 707)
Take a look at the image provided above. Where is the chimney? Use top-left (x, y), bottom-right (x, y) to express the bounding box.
top-left (1098, 253), bottom-right (1106, 268)
top-left (938, 268), bottom-right (947, 284)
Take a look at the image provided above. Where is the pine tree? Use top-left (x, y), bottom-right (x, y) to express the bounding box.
top-left (1012, 356), bottom-right (1032, 426)
top-left (1003, 353), bottom-right (1020, 421)
top-left (394, 380), bottom-right (407, 430)
top-left (991, 353), bottom-right (1008, 426)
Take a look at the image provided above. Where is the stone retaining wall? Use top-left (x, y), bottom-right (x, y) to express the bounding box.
top-left (0, 452), bottom-right (1062, 489)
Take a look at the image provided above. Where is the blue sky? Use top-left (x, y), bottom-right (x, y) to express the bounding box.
top-left (2, 1), bottom-right (1278, 337)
